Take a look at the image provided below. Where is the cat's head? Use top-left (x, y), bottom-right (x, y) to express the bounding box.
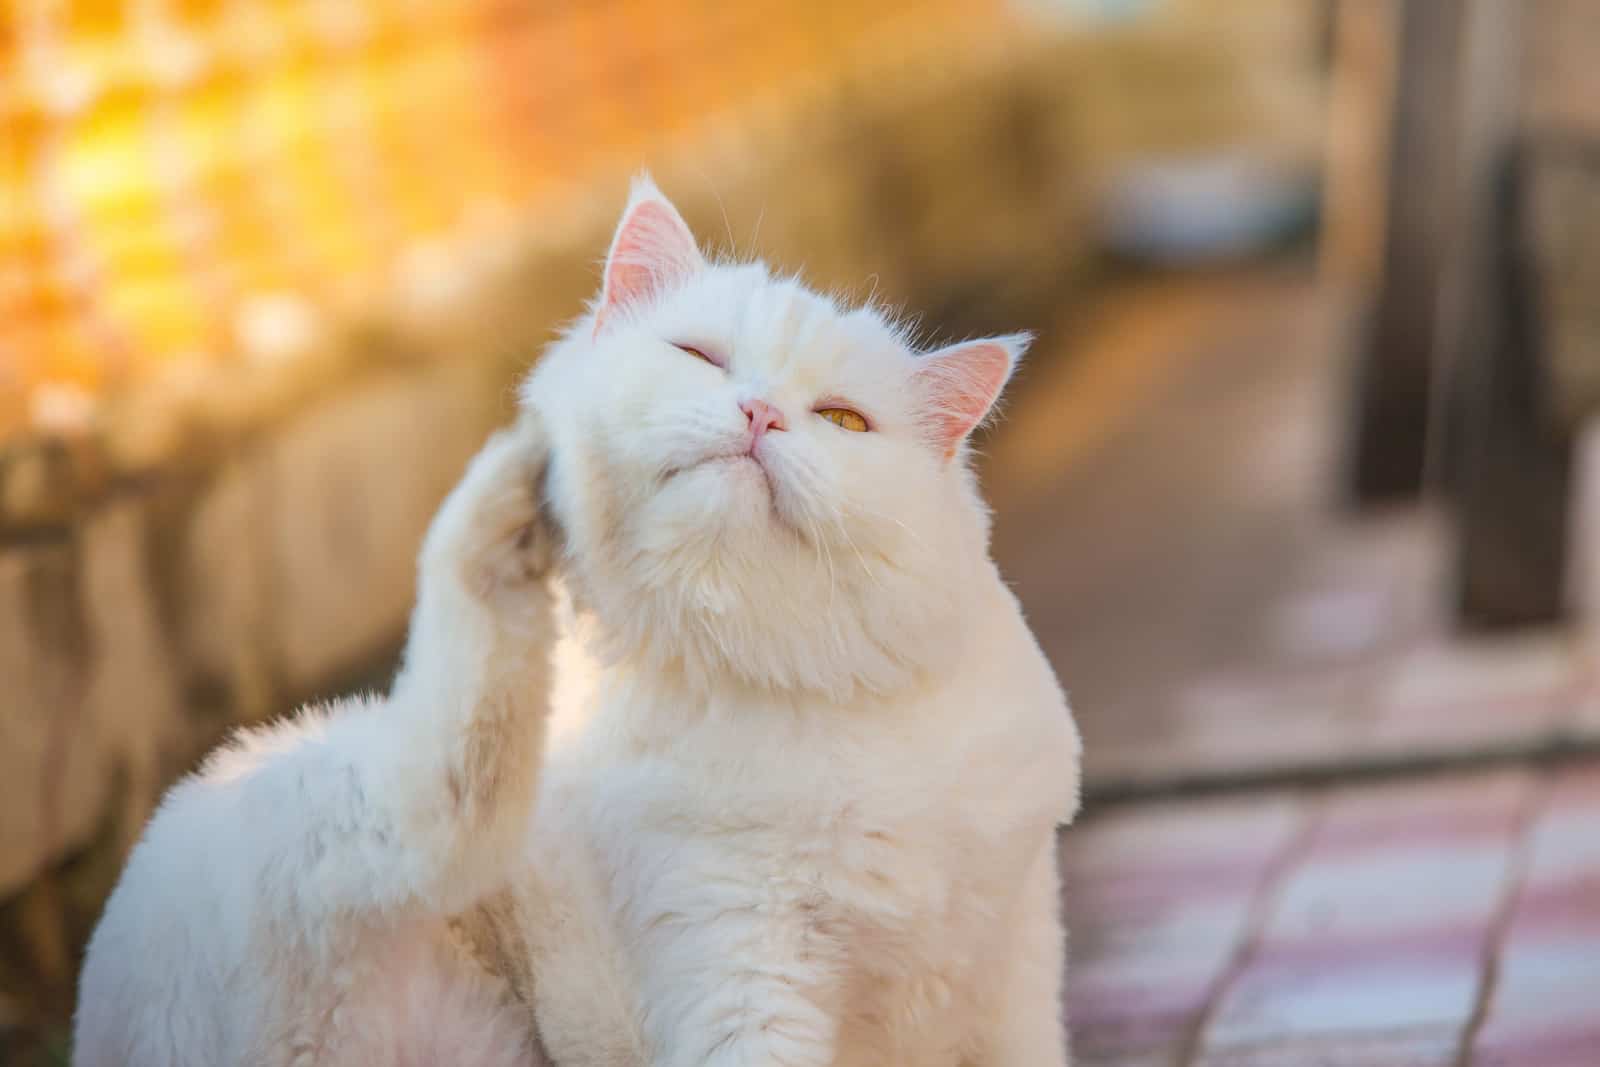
top-left (521, 176), bottom-right (1025, 699)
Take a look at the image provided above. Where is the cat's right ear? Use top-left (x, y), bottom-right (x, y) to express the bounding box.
top-left (913, 334), bottom-right (1030, 461)
top-left (594, 174), bottom-right (705, 335)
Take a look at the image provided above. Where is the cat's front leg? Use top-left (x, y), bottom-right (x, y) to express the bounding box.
top-left (74, 420), bottom-right (561, 1065)
top-left (648, 958), bottom-right (841, 1067)
top-left (978, 841), bottom-right (1072, 1066)
top-left (369, 413), bottom-right (562, 913)
top-left (630, 881), bottom-right (845, 1067)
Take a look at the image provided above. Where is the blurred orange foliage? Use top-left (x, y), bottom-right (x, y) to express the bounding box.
top-left (0, 0), bottom-right (996, 440)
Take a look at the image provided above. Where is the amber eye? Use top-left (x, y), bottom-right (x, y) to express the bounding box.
top-left (672, 342), bottom-right (721, 368)
top-left (817, 407), bottom-right (869, 432)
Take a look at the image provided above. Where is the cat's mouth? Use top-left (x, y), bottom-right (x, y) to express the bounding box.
top-left (661, 449), bottom-right (784, 516)
top-left (663, 449), bottom-right (766, 484)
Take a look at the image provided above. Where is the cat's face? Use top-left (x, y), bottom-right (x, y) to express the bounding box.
top-left (522, 177), bottom-right (1025, 698)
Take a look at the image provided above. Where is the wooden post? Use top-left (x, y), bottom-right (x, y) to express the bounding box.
top-left (1441, 1), bottom-right (1572, 627)
top-left (1341, 0), bottom-right (1464, 504)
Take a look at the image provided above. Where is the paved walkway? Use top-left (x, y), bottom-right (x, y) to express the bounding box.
top-left (987, 266), bottom-right (1600, 793)
top-left (982, 266), bottom-right (1600, 1064)
top-left (1063, 764), bottom-right (1600, 1066)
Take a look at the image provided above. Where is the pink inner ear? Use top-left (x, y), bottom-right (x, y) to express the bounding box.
top-left (598, 199), bottom-right (701, 332)
top-left (917, 340), bottom-right (1015, 459)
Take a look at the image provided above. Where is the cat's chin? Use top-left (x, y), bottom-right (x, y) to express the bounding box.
top-left (662, 451), bottom-right (756, 482)
top-left (699, 452), bottom-right (766, 484)
top-left (661, 453), bottom-right (783, 524)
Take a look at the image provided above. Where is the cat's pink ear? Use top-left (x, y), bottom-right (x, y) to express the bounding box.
top-left (595, 175), bottom-right (704, 334)
top-left (913, 334), bottom-right (1029, 460)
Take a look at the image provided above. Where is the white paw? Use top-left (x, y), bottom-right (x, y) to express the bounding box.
top-left (423, 415), bottom-right (558, 604)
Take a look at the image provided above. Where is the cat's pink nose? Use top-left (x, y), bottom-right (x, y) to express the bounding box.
top-left (740, 397), bottom-right (787, 438)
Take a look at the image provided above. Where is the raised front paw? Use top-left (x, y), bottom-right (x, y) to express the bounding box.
top-left (422, 413), bottom-right (559, 605)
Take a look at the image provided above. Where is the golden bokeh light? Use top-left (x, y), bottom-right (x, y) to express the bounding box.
top-left (0, 0), bottom-right (998, 440)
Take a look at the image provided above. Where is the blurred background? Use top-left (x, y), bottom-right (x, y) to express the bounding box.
top-left (3, 1), bottom-right (1599, 1064)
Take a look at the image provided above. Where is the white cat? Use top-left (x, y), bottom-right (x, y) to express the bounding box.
top-left (74, 177), bottom-right (1082, 1067)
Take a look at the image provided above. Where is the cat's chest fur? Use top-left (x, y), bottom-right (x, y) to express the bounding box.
top-left (512, 603), bottom-right (1075, 1067)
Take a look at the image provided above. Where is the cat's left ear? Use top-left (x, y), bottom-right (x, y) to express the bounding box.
top-left (913, 333), bottom-right (1030, 461)
top-left (595, 174), bottom-right (705, 334)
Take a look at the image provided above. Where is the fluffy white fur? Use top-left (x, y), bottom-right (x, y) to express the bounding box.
top-left (74, 176), bottom-right (1082, 1067)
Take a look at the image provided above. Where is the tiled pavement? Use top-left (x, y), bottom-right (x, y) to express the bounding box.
top-left (1062, 763), bottom-right (1600, 1066)
top-left (986, 268), bottom-right (1600, 793)
top-left (986, 269), bottom-right (1600, 1064)
top-left (1085, 627), bottom-right (1598, 796)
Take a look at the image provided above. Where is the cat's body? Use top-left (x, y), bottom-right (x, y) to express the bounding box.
top-left (514, 569), bottom-right (1073, 1067)
top-left (76, 421), bottom-right (560, 1067)
top-left (74, 178), bottom-right (1081, 1067)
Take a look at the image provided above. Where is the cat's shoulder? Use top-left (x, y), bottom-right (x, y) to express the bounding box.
top-left (958, 570), bottom-right (1082, 820)
top-left (965, 572), bottom-right (1067, 699)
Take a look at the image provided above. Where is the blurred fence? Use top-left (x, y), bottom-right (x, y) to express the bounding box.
top-left (0, 0), bottom-right (996, 442)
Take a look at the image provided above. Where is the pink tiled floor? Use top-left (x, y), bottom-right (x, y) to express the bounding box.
top-left (1062, 764), bottom-right (1600, 1066)
top-left (990, 269), bottom-right (1600, 1064)
top-left (987, 269), bottom-right (1600, 792)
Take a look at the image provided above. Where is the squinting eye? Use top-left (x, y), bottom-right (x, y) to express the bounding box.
top-left (672, 342), bottom-right (721, 368)
top-left (817, 407), bottom-right (869, 432)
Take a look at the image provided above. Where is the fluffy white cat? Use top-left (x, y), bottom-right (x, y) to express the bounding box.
top-left (74, 177), bottom-right (1082, 1067)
